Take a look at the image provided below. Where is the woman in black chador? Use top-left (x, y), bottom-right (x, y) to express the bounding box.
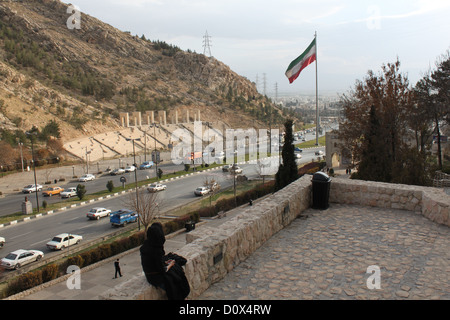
top-left (140, 222), bottom-right (190, 300)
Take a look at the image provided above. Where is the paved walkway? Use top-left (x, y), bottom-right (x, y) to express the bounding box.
top-left (17, 203), bottom-right (449, 300)
top-left (198, 204), bottom-right (450, 300)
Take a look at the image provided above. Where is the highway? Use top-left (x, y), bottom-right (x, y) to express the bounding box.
top-left (0, 126), bottom-right (329, 269)
top-left (0, 147), bottom-right (324, 260)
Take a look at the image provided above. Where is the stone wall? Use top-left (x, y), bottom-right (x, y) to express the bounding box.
top-left (329, 178), bottom-right (449, 227)
top-left (101, 174), bottom-right (312, 300)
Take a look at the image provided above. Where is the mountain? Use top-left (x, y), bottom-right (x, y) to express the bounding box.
top-left (0, 0), bottom-right (283, 144)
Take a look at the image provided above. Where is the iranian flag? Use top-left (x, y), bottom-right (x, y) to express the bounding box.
top-left (285, 38), bottom-right (316, 84)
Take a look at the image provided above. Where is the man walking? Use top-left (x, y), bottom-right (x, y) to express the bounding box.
top-left (114, 258), bottom-right (122, 278)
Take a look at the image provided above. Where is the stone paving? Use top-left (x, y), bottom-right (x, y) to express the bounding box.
top-left (12, 203), bottom-right (450, 300)
top-left (198, 204), bottom-right (450, 300)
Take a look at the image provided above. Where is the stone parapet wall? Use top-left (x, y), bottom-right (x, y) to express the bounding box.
top-left (101, 175), bottom-right (312, 300)
top-left (329, 178), bottom-right (449, 227)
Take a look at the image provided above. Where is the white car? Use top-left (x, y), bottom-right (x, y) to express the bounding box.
top-left (61, 187), bottom-right (77, 198)
top-left (125, 165), bottom-right (136, 172)
top-left (46, 233), bottom-right (83, 250)
top-left (78, 174), bottom-right (95, 182)
top-left (194, 186), bottom-right (210, 196)
top-left (229, 165), bottom-right (243, 174)
top-left (110, 168), bottom-right (125, 175)
top-left (22, 184), bottom-right (43, 193)
top-left (1, 249), bottom-right (44, 270)
top-left (315, 150), bottom-right (324, 156)
top-left (87, 207), bottom-right (112, 220)
top-left (147, 183), bottom-right (167, 192)
top-left (0, 236), bottom-right (5, 248)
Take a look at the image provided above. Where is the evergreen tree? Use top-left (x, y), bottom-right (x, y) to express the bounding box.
top-left (275, 119), bottom-right (298, 191)
top-left (76, 184), bottom-right (86, 200)
top-left (356, 105), bottom-right (392, 182)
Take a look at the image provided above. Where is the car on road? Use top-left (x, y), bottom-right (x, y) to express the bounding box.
top-left (294, 147), bottom-right (303, 153)
top-left (22, 184), bottom-right (43, 193)
top-left (0, 236), bottom-right (5, 248)
top-left (1, 249), bottom-right (44, 270)
top-left (139, 161), bottom-right (154, 169)
top-left (78, 174), bottom-right (95, 182)
top-left (229, 165), bottom-right (243, 174)
top-left (194, 186), bottom-right (210, 196)
top-left (110, 209), bottom-right (137, 227)
top-left (222, 165), bottom-right (231, 172)
top-left (42, 186), bottom-right (64, 197)
top-left (295, 153), bottom-right (302, 159)
top-left (315, 150), bottom-right (324, 156)
top-left (125, 165), bottom-right (136, 172)
top-left (60, 187), bottom-right (77, 198)
top-left (147, 183), bottom-right (167, 192)
top-left (46, 233), bottom-right (83, 250)
top-left (110, 168), bottom-right (125, 175)
top-left (87, 207), bottom-right (112, 220)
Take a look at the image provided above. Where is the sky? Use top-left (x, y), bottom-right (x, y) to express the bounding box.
top-left (68, 0), bottom-right (450, 98)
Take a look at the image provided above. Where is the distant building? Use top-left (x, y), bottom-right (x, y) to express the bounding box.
top-left (325, 130), bottom-right (352, 169)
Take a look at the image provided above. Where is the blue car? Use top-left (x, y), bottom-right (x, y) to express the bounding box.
top-left (294, 147), bottom-right (303, 153)
top-left (139, 161), bottom-right (154, 169)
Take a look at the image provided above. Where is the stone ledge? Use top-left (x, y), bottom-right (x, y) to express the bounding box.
top-left (330, 178), bottom-right (450, 227)
top-left (99, 175), bottom-right (313, 300)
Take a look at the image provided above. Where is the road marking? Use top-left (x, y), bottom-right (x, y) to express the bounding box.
top-left (10, 231), bottom-right (33, 240)
top-left (29, 239), bottom-right (48, 247)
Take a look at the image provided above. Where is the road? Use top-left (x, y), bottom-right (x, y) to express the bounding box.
top-left (0, 162), bottom-right (185, 217)
top-left (0, 146), bottom-right (324, 262)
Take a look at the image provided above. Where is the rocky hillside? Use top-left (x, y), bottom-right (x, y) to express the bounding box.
top-left (0, 0), bottom-right (283, 143)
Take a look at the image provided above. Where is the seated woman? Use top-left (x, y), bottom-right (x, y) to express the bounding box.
top-left (140, 222), bottom-right (189, 300)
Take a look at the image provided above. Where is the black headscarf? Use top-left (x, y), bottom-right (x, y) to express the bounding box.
top-left (140, 222), bottom-right (166, 285)
top-left (141, 222), bottom-right (191, 300)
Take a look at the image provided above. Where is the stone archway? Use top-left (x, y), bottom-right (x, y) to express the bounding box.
top-left (331, 152), bottom-right (340, 168)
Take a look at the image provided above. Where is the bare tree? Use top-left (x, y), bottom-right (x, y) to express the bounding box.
top-left (125, 188), bottom-right (162, 236)
top-left (203, 177), bottom-right (220, 207)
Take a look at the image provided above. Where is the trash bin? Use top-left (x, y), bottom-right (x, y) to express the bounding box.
top-left (312, 172), bottom-right (331, 210)
top-left (185, 221), bottom-right (196, 232)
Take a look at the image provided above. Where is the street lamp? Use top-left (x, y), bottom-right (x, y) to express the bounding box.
top-left (17, 139), bottom-right (24, 172)
top-left (85, 147), bottom-right (91, 174)
top-left (150, 124), bottom-right (159, 181)
top-left (126, 137), bottom-right (141, 230)
top-left (25, 131), bottom-right (39, 213)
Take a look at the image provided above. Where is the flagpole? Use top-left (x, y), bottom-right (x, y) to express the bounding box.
top-left (315, 31), bottom-right (319, 146)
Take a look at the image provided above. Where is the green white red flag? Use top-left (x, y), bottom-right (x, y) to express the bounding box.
top-left (285, 38), bottom-right (316, 84)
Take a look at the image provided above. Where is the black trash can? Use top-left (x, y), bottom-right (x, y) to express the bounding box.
top-left (185, 221), bottom-right (196, 232)
top-left (312, 172), bottom-right (331, 210)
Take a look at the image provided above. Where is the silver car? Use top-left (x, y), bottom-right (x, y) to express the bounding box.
top-left (22, 184), bottom-right (43, 193)
top-left (1, 249), bottom-right (44, 270)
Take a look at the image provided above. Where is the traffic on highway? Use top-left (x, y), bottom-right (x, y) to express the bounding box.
top-left (0, 128), bottom-right (327, 273)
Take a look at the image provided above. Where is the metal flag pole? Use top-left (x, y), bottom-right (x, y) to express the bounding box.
top-left (315, 31), bottom-right (319, 146)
